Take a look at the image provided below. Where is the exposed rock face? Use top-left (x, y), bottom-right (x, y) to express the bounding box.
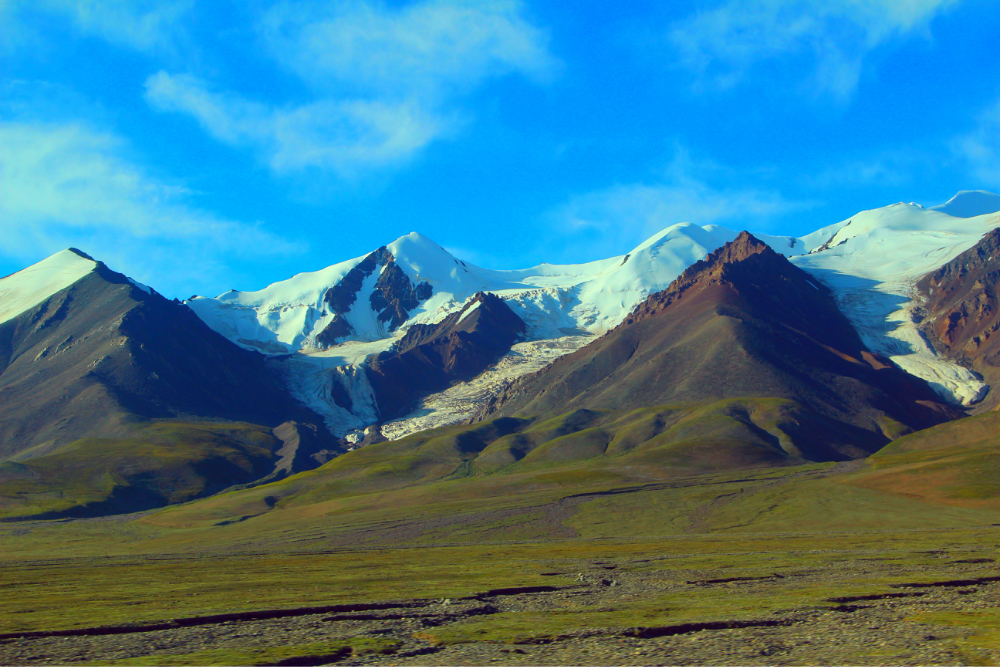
top-left (370, 262), bottom-right (434, 331)
top-left (0, 263), bottom-right (338, 464)
top-left (314, 315), bottom-right (354, 348)
top-left (316, 247), bottom-right (432, 346)
top-left (324, 248), bottom-right (390, 314)
top-left (482, 232), bottom-right (959, 461)
top-left (366, 292), bottom-right (526, 420)
top-left (917, 228), bottom-right (1000, 408)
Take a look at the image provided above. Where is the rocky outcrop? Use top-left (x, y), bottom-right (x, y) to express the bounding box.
top-left (271, 421), bottom-right (343, 477)
top-left (917, 228), bottom-right (1000, 409)
top-left (366, 292), bottom-right (526, 420)
top-left (482, 232), bottom-right (960, 461)
top-left (315, 247), bottom-right (432, 346)
top-left (315, 315), bottom-right (354, 348)
top-left (370, 262), bottom-right (433, 330)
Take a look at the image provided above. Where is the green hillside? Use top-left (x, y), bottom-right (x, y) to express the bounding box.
top-left (0, 422), bottom-right (282, 520)
top-left (844, 411), bottom-right (1000, 506)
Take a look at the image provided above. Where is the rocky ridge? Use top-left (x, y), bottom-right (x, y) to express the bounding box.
top-left (366, 292), bottom-right (526, 421)
top-left (917, 228), bottom-right (1000, 408)
top-left (480, 232), bottom-right (960, 459)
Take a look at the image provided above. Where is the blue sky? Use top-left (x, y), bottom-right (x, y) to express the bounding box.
top-left (2, 0), bottom-right (1000, 298)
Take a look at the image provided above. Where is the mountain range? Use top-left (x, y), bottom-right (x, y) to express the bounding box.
top-left (1, 190), bottom-right (999, 519)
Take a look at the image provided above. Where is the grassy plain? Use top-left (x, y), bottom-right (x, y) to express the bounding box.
top-left (2, 408), bottom-right (1000, 664)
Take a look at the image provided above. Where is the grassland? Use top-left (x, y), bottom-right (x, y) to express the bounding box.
top-left (0, 422), bottom-right (281, 520)
top-left (2, 406), bottom-right (1000, 664)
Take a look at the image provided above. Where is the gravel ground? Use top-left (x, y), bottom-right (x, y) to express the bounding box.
top-left (3, 550), bottom-right (998, 666)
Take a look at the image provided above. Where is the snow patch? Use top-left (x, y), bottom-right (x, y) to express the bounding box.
top-left (0, 249), bottom-right (97, 325)
top-left (457, 298), bottom-right (482, 324)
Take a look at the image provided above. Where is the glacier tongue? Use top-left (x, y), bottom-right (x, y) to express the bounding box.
top-left (380, 334), bottom-right (596, 440)
top-left (271, 348), bottom-right (386, 437)
top-left (792, 203), bottom-right (999, 406)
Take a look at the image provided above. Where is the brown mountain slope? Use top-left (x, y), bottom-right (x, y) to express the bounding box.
top-left (0, 258), bottom-right (338, 464)
top-left (483, 232), bottom-right (959, 461)
top-left (366, 292), bottom-right (526, 420)
top-left (917, 227), bottom-right (1000, 410)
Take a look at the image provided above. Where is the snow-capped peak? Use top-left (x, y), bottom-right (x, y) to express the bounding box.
top-left (175, 190), bottom-right (1000, 438)
top-left (188, 220), bottom-right (866, 358)
top-left (0, 248), bottom-right (98, 325)
top-left (386, 231), bottom-right (492, 296)
top-left (186, 233), bottom-right (489, 354)
top-left (930, 190), bottom-right (1000, 219)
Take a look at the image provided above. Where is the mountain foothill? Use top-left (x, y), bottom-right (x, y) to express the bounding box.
top-left (2, 192), bottom-right (1000, 521)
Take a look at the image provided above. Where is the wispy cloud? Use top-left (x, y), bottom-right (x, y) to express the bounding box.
top-left (0, 0), bottom-right (193, 53)
top-left (669, 0), bottom-right (960, 98)
top-left (260, 0), bottom-right (558, 96)
top-left (551, 151), bottom-right (812, 260)
top-left (954, 99), bottom-right (1000, 187)
top-left (146, 0), bottom-right (557, 177)
top-left (559, 180), bottom-right (804, 242)
top-left (145, 72), bottom-right (448, 175)
top-left (0, 120), bottom-right (303, 297)
top-left (804, 150), bottom-right (930, 189)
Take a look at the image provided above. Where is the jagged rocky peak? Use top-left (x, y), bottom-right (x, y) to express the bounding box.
top-left (706, 229), bottom-right (771, 263)
top-left (394, 291), bottom-right (525, 356)
top-left (626, 231), bottom-right (820, 326)
top-left (323, 247), bottom-right (393, 315)
top-left (316, 245), bottom-right (433, 347)
top-left (370, 260), bottom-right (433, 330)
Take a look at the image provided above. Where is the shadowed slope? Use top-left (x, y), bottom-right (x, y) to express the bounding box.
top-left (0, 422), bottom-right (285, 520)
top-left (0, 261), bottom-right (337, 463)
top-left (483, 232), bottom-right (959, 458)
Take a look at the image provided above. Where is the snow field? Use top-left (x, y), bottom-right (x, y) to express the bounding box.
top-left (0, 249), bottom-right (97, 325)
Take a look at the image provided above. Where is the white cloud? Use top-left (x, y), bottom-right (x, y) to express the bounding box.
top-left (552, 152), bottom-right (811, 258)
top-left (955, 100), bottom-right (1000, 187)
top-left (1, 0), bottom-right (193, 53)
top-left (260, 0), bottom-right (557, 96)
top-left (145, 71), bottom-right (447, 175)
top-left (146, 0), bottom-right (555, 177)
top-left (669, 0), bottom-right (960, 97)
top-left (0, 121), bottom-right (303, 297)
top-left (561, 181), bottom-right (804, 239)
top-left (805, 150), bottom-right (928, 188)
